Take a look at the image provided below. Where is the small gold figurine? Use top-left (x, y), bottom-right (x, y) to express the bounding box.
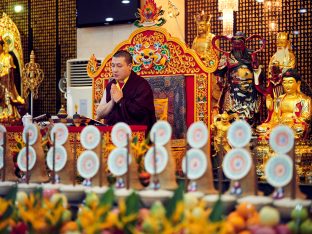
top-left (211, 111), bottom-right (238, 155)
top-left (256, 69), bottom-right (311, 139)
top-left (73, 104), bottom-right (81, 127)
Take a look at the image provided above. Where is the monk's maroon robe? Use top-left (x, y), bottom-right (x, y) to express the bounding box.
top-left (105, 71), bottom-right (156, 131)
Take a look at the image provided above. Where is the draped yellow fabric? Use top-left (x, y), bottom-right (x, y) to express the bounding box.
top-left (154, 98), bottom-right (168, 120)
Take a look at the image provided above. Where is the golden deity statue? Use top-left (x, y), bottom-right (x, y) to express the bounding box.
top-left (0, 38), bottom-right (24, 120)
top-left (192, 11), bottom-right (220, 114)
top-left (211, 111), bottom-right (237, 155)
top-left (255, 32), bottom-right (297, 124)
top-left (192, 11), bottom-right (214, 62)
top-left (268, 32), bottom-right (296, 77)
top-left (256, 69), bottom-right (311, 139)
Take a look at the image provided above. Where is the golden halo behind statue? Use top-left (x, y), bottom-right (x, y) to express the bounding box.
top-left (2, 32), bottom-right (14, 52)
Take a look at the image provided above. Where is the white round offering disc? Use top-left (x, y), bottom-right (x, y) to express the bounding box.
top-left (265, 154), bottom-right (293, 188)
top-left (144, 146), bottom-right (168, 175)
top-left (150, 121), bottom-right (172, 146)
top-left (46, 145), bottom-right (67, 172)
top-left (187, 121), bottom-right (208, 148)
top-left (17, 146), bottom-right (37, 171)
top-left (22, 123), bottom-right (38, 145)
top-left (269, 125), bottom-right (294, 154)
top-left (182, 148), bottom-right (207, 180)
top-left (50, 123), bottom-right (69, 146)
top-left (0, 146), bottom-right (3, 169)
top-left (111, 122), bottom-right (132, 147)
top-left (81, 125), bottom-right (101, 150)
top-left (77, 150), bottom-right (100, 179)
top-left (222, 148), bottom-right (252, 180)
top-left (227, 120), bottom-right (252, 148)
top-left (0, 124), bottom-right (6, 146)
top-left (108, 148), bottom-right (132, 176)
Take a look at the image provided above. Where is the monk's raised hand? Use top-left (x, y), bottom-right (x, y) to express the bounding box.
top-left (112, 88), bottom-right (123, 103)
top-left (111, 84), bottom-right (118, 93)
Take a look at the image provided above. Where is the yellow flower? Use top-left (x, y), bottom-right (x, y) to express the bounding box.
top-left (0, 197), bottom-right (11, 215)
top-left (118, 198), bottom-right (126, 215)
top-left (171, 201), bottom-right (184, 223)
top-left (77, 204), bottom-right (112, 233)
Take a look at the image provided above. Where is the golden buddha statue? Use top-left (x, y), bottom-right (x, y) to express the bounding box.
top-left (192, 11), bottom-right (220, 115)
top-left (268, 32), bottom-right (296, 81)
top-left (0, 38), bottom-right (24, 120)
top-left (192, 12), bottom-right (214, 62)
top-left (256, 69), bottom-right (311, 139)
top-left (255, 32), bottom-right (296, 124)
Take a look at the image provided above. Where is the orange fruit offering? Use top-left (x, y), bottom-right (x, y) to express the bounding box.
top-left (227, 211), bottom-right (241, 220)
top-left (227, 213), bottom-right (246, 232)
top-left (236, 202), bottom-right (256, 219)
top-left (246, 212), bottom-right (260, 226)
top-left (238, 230), bottom-right (252, 234)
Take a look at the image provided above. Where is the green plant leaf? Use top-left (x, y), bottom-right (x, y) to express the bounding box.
top-left (5, 184), bottom-right (17, 201)
top-left (165, 184), bottom-right (184, 220)
top-left (99, 187), bottom-right (114, 208)
top-left (33, 186), bottom-right (43, 206)
top-left (132, 136), bottom-right (138, 144)
top-left (209, 195), bottom-right (224, 222)
top-left (125, 191), bottom-right (140, 216)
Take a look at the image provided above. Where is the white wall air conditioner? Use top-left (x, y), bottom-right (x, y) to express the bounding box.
top-left (66, 58), bottom-right (101, 118)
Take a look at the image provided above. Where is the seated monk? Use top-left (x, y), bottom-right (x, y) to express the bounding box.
top-left (256, 69), bottom-right (311, 139)
top-left (96, 50), bottom-right (156, 131)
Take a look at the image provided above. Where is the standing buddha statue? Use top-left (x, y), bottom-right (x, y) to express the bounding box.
top-left (256, 69), bottom-right (311, 139)
top-left (0, 38), bottom-right (24, 120)
top-left (192, 11), bottom-right (220, 115)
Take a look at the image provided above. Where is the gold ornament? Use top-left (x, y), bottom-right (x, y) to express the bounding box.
top-left (22, 50), bottom-right (44, 99)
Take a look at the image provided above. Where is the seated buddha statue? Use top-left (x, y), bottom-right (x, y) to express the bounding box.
top-left (256, 69), bottom-right (311, 139)
top-left (0, 38), bottom-right (24, 120)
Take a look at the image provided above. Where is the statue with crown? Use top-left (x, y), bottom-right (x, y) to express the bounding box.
top-left (0, 13), bottom-right (25, 124)
top-left (255, 32), bottom-right (312, 139)
top-left (192, 11), bottom-right (220, 115)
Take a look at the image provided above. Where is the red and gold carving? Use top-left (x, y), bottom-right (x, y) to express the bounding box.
top-left (87, 27), bottom-right (216, 126)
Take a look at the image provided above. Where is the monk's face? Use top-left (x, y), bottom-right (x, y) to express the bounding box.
top-left (282, 77), bottom-right (299, 94)
top-left (111, 56), bottom-right (132, 82)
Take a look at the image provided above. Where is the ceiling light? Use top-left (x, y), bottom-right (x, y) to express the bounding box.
top-left (14, 5), bottom-right (23, 13)
top-left (122, 0), bottom-right (130, 3)
top-left (256, 0), bottom-right (264, 2)
top-left (299, 8), bottom-right (307, 13)
top-left (218, 16), bottom-right (223, 20)
top-left (293, 31), bottom-right (300, 35)
top-left (105, 17), bottom-right (114, 22)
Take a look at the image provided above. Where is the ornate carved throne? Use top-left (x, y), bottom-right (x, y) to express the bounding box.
top-left (87, 26), bottom-right (217, 171)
